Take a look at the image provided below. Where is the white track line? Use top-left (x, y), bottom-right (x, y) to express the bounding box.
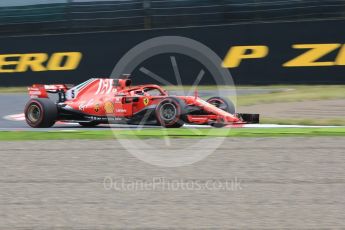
top-left (3, 113), bottom-right (25, 121)
top-left (3, 113), bottom-right (344, 129)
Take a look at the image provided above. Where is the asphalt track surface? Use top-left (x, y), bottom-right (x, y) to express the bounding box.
top-left (1, 137), bottom-right (345, 229)
top-left (0, 89), bottom-right (276, 130)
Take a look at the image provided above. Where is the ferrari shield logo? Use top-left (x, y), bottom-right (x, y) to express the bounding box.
top-left (143, 97), bottom-right (149, 106)
top-left (94, 103), bottom-right (100, 112)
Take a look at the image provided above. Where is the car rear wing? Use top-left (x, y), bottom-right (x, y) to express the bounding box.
top-left (28, 84), bottom-right (71, 98)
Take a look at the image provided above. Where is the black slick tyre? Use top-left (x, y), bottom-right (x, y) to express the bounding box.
top-left (156, 97), bottom-right (186, 128)
top-left (207, 96), bottom-right (235, 114)
top-left (207, 96), bottom-right (235, 128)
top-left (24, 98), bottom-right (57, 128)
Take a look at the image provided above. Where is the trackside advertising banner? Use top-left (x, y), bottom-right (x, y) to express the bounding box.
top-left (0, 19), bottom-right (345, 86)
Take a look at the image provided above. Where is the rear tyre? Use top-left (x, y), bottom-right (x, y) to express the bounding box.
top-left (79, 121), bottom-right (100, 127)
top-left (24, 98), bottom-right (57, 128)
top-left (156, 97), bottom-right (186, 128)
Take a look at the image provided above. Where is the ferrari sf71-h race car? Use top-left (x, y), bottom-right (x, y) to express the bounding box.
top-left (24, 76), bottom-right (259, 128)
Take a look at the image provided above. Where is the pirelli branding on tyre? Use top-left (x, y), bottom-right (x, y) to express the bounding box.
top-left (0, 19), bottom-right (344, 86)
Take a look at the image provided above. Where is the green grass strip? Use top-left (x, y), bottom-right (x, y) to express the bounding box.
top-left (0, 127), bottom-right (344, 141)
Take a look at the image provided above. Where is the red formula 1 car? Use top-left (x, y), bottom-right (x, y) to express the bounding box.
top-left (24, 76), bottom-right (259, 128)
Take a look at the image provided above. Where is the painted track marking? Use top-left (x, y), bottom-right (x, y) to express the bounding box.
top-left (2, 113), bottom-right (344, 129)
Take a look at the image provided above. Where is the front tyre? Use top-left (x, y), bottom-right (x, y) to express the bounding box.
top-left (207, 96), bottom-right (235, 114)
top-left (24, 98), bottom-right (57, 128)
top-left (207, 97), bottom-right (235, 128)
top-left (156, 97), bottom-right (186, 128)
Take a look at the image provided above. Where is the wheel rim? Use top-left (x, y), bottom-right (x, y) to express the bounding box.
top-left (27, 104), bottom-right (41, 123)
top-left (160, 103), bottom-right (177, 122)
